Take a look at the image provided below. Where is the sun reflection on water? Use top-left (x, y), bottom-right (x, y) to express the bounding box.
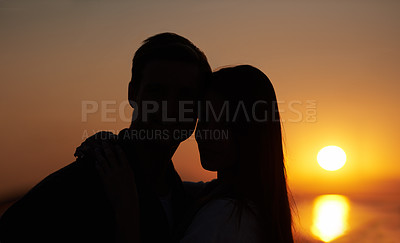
top-left (311, 194), bottom-right (350, 242)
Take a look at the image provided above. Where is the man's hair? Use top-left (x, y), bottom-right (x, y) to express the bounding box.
top-left (130, 32), bottom-right (212, 100)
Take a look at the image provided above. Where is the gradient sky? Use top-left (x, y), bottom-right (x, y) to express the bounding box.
top-left (1, 0), bottom-right (399, 202)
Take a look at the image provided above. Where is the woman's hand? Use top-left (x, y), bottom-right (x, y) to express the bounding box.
top-left (74, 131), bottom-right (117, 160)
top-left (94, 141), bottom-right (141, 243)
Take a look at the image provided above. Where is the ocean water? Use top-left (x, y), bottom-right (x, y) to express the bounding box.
top-left (1, 193), bottom-right (398, 242)
top-left (293, 193), bottom-right (400, 243)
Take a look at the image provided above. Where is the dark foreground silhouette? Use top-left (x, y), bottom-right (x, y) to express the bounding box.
top-left (0, 130), bottom-right (186, 242)
top-left (0, 35), bottom-right (295, 243)
top-left (0, 32), bottom-right (211, 243)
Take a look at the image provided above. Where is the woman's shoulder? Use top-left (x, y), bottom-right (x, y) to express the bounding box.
top-left (198, 198), bottom-right (259, 227)
top-left (181, 198), bottom-right (262, 243)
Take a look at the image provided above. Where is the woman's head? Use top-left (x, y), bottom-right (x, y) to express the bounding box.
top-left (196, 65), bottom-right (281, 172)
top-left (196, 65), bottom-right (294, 242)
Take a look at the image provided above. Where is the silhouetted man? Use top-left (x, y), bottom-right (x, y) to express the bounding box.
top-left (0, 33), bottom-right (211, 243)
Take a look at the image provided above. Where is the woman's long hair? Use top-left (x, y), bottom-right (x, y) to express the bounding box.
top-left (211, 65), bottom-right (294, 243)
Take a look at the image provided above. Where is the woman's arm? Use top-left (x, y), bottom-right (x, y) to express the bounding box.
top-left (94, 141), bottom-right (141, 243)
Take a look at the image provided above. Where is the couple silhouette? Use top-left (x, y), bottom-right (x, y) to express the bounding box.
top-left (0, 33), bottom-right (294, 243)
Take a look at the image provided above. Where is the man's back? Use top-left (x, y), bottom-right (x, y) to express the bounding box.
top-left (0, 159), bottom-right (114, 243)
top-left (0, 133), bottom-right (185, 243)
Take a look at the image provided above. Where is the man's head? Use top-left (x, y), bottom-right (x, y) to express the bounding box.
top-left (128, 33), bottom-right (211, 145)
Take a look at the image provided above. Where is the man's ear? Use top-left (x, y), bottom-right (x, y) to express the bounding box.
top-left (128, 81), bottom-right (136, 108)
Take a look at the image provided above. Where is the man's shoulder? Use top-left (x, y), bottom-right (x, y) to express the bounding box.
top-left (0, 160), bottom-right (112, 242)
top-left (3, 160), bottom-right (97, 212)
top-left (28, 160), bottom-right (94, 193)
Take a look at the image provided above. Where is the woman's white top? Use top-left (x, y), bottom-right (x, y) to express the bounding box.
top-left (180, 198), bottom-right (263, 243)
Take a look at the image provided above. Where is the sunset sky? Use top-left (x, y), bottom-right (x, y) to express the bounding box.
top-left (1, 0), bottom-right (399, 202)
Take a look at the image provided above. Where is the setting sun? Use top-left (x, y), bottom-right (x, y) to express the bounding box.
top-left (317, 146), bottom-right (347, 171)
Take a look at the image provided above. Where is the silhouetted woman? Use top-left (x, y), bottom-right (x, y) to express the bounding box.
top-left (177, 65), bottom-right (294, 242)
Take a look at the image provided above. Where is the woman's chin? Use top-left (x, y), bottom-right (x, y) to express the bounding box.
top-left (200, 160), bottom-right (219, 172)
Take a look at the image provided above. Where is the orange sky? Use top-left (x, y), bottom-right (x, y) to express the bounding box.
top-left (1, 0), bottom-right (399, 202)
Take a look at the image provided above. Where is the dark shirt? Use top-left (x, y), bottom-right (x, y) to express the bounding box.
top-left (0, 129), bottom-right (187, 243)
